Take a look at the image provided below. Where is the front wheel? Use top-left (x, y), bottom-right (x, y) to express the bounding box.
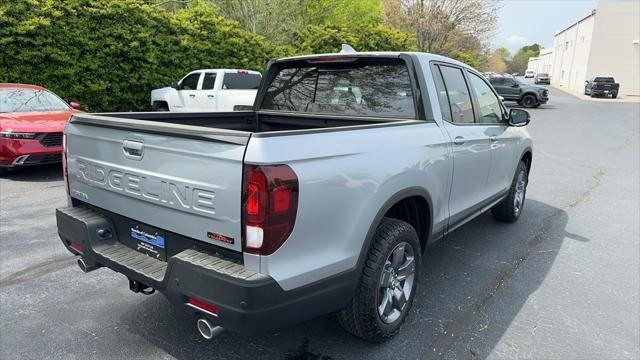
top-left (492, 161), bottom-right (529, 222)
top-left (337, 218), bottom-right (420, 342)
top-left (521, 94), bottom-right (537, 108)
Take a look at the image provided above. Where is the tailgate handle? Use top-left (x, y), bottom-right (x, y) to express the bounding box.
top-left (122, 139), bottom-right (144, 160)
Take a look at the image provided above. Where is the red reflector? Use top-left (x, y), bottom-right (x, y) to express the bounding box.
top-left (307, 56), bottom-right (355, 64)
top-left (246, 183), bottom-right (260, 215)
top-left (188, 297), bottom-right (218, 315)
top-left (69, 241), bottom-right (83, 253)
top-left (271, 188), bottom-right (290, 213)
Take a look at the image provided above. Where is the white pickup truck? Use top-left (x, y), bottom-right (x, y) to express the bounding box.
top-left (150, 69), bottom-right (262, 112)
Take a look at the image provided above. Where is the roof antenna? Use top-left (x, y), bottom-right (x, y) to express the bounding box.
top-left (340, 44), bottom-right (357, 54)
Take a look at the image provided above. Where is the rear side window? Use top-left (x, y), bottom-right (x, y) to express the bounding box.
top-left (222, 73), bottom-right (261, 90)
top-left (438, 65), bottom-right (474, 124)
top-left (181, 73), bottom-right (200, 90)
top-left (202, 73), bottom-right (217, 90)
top-left (260, 59), bottom-right (416, 118)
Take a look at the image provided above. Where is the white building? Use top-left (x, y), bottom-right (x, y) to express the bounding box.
top-left (549, 1), bottom-right (640, 96)
top-left (527, 48), bottom-right (553, 75)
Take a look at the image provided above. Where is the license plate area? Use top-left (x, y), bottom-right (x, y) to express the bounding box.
top-left (130, 223), bottom-right (166, 261)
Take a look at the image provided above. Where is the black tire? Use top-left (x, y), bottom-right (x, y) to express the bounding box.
top-left (590, 92), bottom-right (595, 98)
top-left (492, 161), bottom-right (529, 222)
top-left (521, 94), bottom-right (537, 108)
top-left (612, 93), bottom-right (618, 99)
top-left (337, 218), bottom-right (420, 342)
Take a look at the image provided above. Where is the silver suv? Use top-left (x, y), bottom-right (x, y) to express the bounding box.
top-left (56, 51), bottom-right (533, 342)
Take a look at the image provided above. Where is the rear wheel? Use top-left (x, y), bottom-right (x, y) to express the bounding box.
top-left (337, 218), bottom-right (420, 342)
top-left (492, 161), bottom-right (528, 222)
top-left (521, 94), bottom-right (537, 108)
top-left (590, 92), bottom-right (595, 98)
top-left (612, 93), bottom-right (618, 99)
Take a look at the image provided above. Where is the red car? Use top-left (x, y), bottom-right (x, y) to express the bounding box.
top-left (1, 84), bottom-right (81, 173)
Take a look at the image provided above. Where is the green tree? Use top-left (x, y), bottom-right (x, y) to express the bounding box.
top-left (0, 0), bottom-right (265, 112)
top-left (508, 44), bottom-right (541, 74)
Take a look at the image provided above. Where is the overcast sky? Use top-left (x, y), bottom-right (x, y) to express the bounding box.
top-left (494, 0), bottom-right (597, 54)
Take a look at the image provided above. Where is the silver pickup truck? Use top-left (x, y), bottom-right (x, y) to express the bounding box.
top-left (56, 51), bottom-right (533, 342)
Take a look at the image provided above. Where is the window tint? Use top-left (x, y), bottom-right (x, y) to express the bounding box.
top-left (432, 65), bottom-right (452, 122)
top-left (467, 72), bottom-right (503, 124)
top-left (261, 61), bottom-right (416, 118)
top-left (222, 73), bottom-right (261, 90)
top-left (181, 73), bottom-right (200, 90)
top-left (489, 77), bottom-right (504, 86)
top-left (202, 73), bottom-right (217, 90)
top-left (439, 65), bottom-right (474, 124)
top-left (503, 78), bottom-right (516, 87)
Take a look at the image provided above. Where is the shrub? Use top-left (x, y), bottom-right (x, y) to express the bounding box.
top-left (0, 0), bottom-right (265, 112)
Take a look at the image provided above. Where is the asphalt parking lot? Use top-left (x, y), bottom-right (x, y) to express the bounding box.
top-left (1, 86), bottom-right (638, 359)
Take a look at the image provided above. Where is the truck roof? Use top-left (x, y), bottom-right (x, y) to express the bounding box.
top-left (188, 69), bottom-right (261, 74)
top-left (274, 51), bottom-right (472, 70)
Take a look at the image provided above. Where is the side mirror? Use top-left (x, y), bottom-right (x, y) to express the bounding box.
top-left (585, 80), bottom-right (589, 83)
top-left (170, 82), bottom-right (181, 90)
top-left (69, 101), bottom-right (81, 110)
top-left (508, 108), bottom-right (530, 127)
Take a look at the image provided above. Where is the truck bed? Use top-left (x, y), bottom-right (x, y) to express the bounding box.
top-left (90, 110), bottom-right (399, 134)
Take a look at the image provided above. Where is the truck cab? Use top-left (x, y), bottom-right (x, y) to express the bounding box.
top-left (150, 69), bottom-right (261, 112)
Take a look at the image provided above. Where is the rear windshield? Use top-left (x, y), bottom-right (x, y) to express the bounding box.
top-left (260, 59), bottom-right (416, 118)
top-left (222, 73), bottom-right (261, 90)
top-left (538, 73), bottom-right (549, 76)
top-left (594, 77), bottom-right (615, 83)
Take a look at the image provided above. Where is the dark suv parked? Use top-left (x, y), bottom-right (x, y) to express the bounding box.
top-left (489, 76), bottom-right (548, 108)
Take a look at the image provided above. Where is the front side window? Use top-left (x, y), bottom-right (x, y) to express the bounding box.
top-left (180, 73), bottom-right (201, 90)
top-left (0, 89), bottom-right (70, 113)
top-left (438, 65), bottom-right (474, 124)
top-left (261, 60), bottom-right (416, 118)
top-left (202, 73), bottom-right (217, 90)
top-left (467, 72), bottom-right (503, 124)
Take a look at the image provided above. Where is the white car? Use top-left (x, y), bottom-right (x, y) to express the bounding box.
top-left (524, 70), bottom-right (536, 78)
top-left (151, 69), bottom-right (262, 112)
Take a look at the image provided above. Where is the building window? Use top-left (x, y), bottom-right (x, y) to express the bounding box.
top-left (561, 70), bottom-right (565, 79)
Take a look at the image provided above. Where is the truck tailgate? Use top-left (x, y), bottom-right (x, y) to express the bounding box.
top-left (65, 114), bottom-right (249, 253)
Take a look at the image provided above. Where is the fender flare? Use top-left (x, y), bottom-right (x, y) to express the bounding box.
top-left (354, 187), bottom-right (434, 275)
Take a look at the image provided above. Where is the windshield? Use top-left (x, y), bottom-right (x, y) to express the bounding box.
top-left (261, 59), bottom-right (416, 118)
top-left (594, 77), bottom-right (615, 83)
top-left (538, 73), bottom-right (549, 77)
top-left (0, 88), bottom-right (70, 113)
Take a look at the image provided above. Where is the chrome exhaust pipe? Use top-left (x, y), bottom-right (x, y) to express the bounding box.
top-left (77, 258), bottom-right (98, 273)
top-left (196, 318), bottom-right (224, 339)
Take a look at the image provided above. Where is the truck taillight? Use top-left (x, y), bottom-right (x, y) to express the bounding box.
top-left (242, 164), bottom-right (298, 255)
top-left (592, 83), bottom-right (598, 89)
top-left (62, 133), bottom-right (69, 195)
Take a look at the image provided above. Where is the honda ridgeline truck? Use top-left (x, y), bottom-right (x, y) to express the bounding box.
top-left (56, 51), bottom-right (533, 342)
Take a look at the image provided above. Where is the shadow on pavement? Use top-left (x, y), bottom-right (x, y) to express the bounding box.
top-left (117, 199), bottom-right (577, 359)
top-left (0, 163), bottom-right (63, 182)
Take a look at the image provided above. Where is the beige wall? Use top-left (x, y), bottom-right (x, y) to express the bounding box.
top-left (527, 48), bottom-right (554, 75)
top-left (551, 12), bottom-right (595, 92)
top-left (587, 1), bottom-right (640, 96)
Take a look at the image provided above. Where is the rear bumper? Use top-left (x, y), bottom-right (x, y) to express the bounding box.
top-left (591, 89), bottom-right (617, 96)
top-left (55, 204), bottom-right (356, 334)
top-left (0, 137), bottom-right (62, 167)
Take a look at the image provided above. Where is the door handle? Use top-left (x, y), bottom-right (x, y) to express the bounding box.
top-left (207, 95), bottom-right (215, 98)
top-left (490, 136), bottom-right (498, 142)
top-left (189, 94), bottom-right (196, 98)
top-left (453, 136), bottom-right (465, 145)
top-left (122, 139), bottom-right (144, 160)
